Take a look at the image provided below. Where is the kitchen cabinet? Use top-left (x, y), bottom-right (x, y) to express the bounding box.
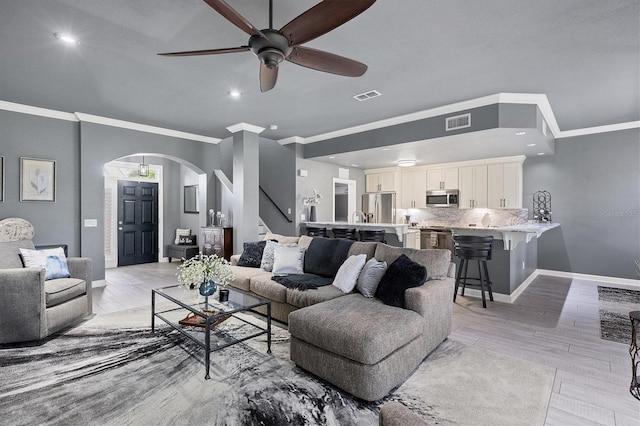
top-left (488, 162), bottom-right (522, 208)
top-left (400, 170), bottom-right (427, 209)
top-left (426, 167), bottom-right (459, 190)
top-left (366, 171), bottom-right (396, 192)
top-left (458, 165), bottom-right (487, 209)
top-left (405, 229), bottom-right (421, 249)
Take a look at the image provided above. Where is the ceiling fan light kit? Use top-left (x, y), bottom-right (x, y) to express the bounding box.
top-left (159, 0), bottom-right (376, 92)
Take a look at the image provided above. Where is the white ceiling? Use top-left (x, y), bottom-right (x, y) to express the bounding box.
top-left (1, 0), bottom-right (638, 167)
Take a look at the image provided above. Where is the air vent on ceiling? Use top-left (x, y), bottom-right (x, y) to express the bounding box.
top-left (445, 113), bottom-right (471, 131)
top-left (353, 90), bottom-right (381, 101)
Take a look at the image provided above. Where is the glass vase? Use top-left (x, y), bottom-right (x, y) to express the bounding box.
top-left (199, 280), bottom-right (217, 297)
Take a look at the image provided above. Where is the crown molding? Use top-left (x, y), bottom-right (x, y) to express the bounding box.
top-left (557, 121), bottom-right (640, 139)
top-left (75, 113), bottom-right (221, 144)
top-left (226, 122), bottom-right (265, 134)
top-left (0, 100), bottom-right (78, 122)
top-left (278, 136), bottom-right (304, 145)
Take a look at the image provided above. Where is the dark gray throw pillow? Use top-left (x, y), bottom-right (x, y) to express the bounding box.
top-left (237, 240), bottom-right (268, 267)
top-left (375, 254), bottom-right (427, 308)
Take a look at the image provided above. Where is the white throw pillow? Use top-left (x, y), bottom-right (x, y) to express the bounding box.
top-left (175, 228), bottom-right (191, 244)
top-left (356, 258), bottom-right (388, 298)
top-left (20, 247), bottom-right (71, 280)
top-left (261, 241), bottom-right (297, 272)
top-left (272, 245), bottom-right (306, 275)
top-left (332, 254), bottom-right (367, 293)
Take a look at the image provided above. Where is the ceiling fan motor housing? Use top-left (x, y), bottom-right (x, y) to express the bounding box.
top-left (250, 30), bottom-right (292, 68)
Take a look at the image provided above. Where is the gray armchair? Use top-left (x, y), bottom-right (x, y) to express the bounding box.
top-left (0, 218), bottom-right (92, 344)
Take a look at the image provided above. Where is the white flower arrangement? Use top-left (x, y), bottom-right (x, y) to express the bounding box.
top-left (176, 253), bottom-right (234, 289)
top-left (303, 189), bottom-right (322, 205)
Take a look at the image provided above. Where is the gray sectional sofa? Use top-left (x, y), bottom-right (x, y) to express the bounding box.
top-left (228, 232), bottom-right (455, 401)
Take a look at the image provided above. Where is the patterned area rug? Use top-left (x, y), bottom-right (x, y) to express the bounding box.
top-left (0, 307), bottom-right (554, 426)
top-left (598, 286), bottom-right (640, 343)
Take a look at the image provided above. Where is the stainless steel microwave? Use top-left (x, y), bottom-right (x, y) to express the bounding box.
top-left (426, 189), bottom-right (459, 207)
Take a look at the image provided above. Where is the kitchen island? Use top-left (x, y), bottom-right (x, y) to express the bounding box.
top-left (302, 222), bottom-right (409, 246)
top-left (448, 222), bottom-right (561, 302)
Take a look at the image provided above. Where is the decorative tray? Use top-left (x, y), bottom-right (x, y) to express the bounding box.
top-left (178, 309), bottom-right (231, 329)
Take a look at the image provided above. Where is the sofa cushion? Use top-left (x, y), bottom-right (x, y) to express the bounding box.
top-left (272, 245), bottom-right (306, 275)
top-left (332, 254), bottom-right (367, 293)
top-left (45, 278), bottom-right (86, 308)
top-left (288, 294), bottom-right (423, 364)
top-left (303, 238), bottom-right (353, 278)
top-left (347, 241), bottom-right (378, 260)
top-left (250, 275), bottom-right (287, 303)
top-left (228, 266), bottom-right (271, 291)
top-left (260, 241), bottom-right (296, 272)
top-left (374, 244), bottom-right (451, 280)
top-left (356, 258), bottom-right (388, 298)
top-left (297, 235), bottom-right (314, 249)
top-left (264, 232), bottom-right (300, 245)
top-left (236, 240), bottom-right (267, 268)
top-left (286, 284), bottom-right (345, 308)
top-left (376, 254), bottom-right (427, 308)
top-left (0, 240), bottom-right (36, 269)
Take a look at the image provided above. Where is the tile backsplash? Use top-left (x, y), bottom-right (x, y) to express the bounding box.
top-left (400, 208), bottom-right (528, 227)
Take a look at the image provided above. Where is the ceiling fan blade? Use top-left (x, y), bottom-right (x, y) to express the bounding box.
top-left (286, 46), bottom-right (367, 77)
top-left (280, 0), bottom-right (376, 46)
top-left (260, 63), bottom-right (278, 92)
top-left (158, 46), bottom-right (250, 56)
top-left (202, 0), bottom-right (264, 37)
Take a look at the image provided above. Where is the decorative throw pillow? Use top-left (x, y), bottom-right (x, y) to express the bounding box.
top-left (175, 228), bottom-right (191, 245)
top-left (375, 254), bottom-right (427, 308)
top-left (332, 254), bottom-right (367, 293)
top-left (260, 241), bottom-right (296, 272)
top-left (356, 258), bottom-right (388, 298)
top-left (19, 247), bottom-right (71, 280)
top-left (272, 245), bottom-right (306, 275)
top-left (236, 240), bottom-right (268, 268)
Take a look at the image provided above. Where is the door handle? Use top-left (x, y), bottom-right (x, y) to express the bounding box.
top-left (118, 221), bottom-right (123, 225)
top-left (118, 227), bottom-right (123, 231)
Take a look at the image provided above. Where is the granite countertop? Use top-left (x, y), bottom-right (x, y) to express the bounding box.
top-left (448, 222), bottom-right (559, 235)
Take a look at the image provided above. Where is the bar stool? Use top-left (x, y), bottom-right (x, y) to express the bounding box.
top-left (332, 228), bottom-right (357, 240)
top-left (359, 229), bottom-right (386, 243)
top-left (306, 226), bottom-right (327, 237)
top-left (453, 235), bottom-right (494, 308)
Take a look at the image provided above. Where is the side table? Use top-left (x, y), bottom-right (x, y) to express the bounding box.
top-left (630, 311), bottom-right (640, 401)
top-left (167, 244), bottom-right (199, 263)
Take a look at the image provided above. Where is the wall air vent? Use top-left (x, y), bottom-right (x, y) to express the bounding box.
top-left (353, 90), bottom-right (382, 101)
top-left (445, 113), bottom-right (471, 131)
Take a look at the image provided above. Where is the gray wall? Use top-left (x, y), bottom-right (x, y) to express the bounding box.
top-left (523, 128), bottom-right (640, 279)
top-left (0, 110), bottom-right (82, 254)
top-left (259, 138), bottom-right (296, 235)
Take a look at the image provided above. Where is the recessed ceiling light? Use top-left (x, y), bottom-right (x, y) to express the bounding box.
top-left (537, 152), bottom-right (545, 156)
top-left (269, 124), bottom-right (278, 130)
top-left (397, 159), bottom-right (416, 167)
top-left (350, 164), bottom-right (360, 167)
top-left (54, 32), bottom-right (80, 45)
top-left (516, 131), bottom-right (527, 136)
top-left (527, 143), bottom-right (536, 147)
top-left (382, 148), bottom-right (390, 151)
top-left (229, 90), bottom-right (242, 98)
top-left (329, 156), bottom-right (335, 159)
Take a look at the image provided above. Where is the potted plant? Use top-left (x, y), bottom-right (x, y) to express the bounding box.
top-left (303, 189), bottom-right (322, 222)
top-left (176, 253), bottom-right (234, 296)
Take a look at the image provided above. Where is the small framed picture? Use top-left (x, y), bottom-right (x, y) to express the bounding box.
top-left (20, 157), bottom-right (56, 202)
top-left (0, 156), bottom-right (4, 202)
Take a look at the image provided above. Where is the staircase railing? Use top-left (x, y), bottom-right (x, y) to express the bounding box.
top-left (260, 185), bottom-right (293, 223)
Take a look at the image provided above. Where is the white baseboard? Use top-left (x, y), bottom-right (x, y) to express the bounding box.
top-left (457, 269), bottom-right (640, 304)
top-left (92, 279), bottom-right (107, 288)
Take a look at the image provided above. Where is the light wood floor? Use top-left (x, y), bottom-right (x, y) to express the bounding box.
top-left (96, 263), bottom-right (640, 425)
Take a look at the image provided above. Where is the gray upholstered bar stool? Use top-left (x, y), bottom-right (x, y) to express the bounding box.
top-left (332, 227), bottom-right (357, 240)
top-left (359, 229), bottom-right (386, 243)
top-left (306, 226), bottom-right (327, 237)
top-left (453, 235), bottom-right (494, 308)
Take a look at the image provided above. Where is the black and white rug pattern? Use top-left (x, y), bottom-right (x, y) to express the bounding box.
top-left (598, 286), bottom-right (640, 343)
top-left (0, 310), bottom-right (554, 426)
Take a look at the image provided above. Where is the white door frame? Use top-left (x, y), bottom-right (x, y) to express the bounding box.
top-left (332, 178), bottom-right (356, 222)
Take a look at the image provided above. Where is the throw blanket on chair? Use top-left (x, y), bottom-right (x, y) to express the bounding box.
top-left (272, 274), bottom-right (333, 291)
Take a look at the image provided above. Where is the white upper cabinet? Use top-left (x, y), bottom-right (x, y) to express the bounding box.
top-left (366, 171), bottom-right (397, 192)
top-left (487, 162), bottom-right (523, 208)
top-left (458, 165), bottom-right (488, 209)
top-left (401, 170), bottom-right (427, 209)
top-left (426, 167), bottom-right (459, 190)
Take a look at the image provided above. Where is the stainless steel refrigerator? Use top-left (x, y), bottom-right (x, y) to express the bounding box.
top-left (362, 192), bottom-right (396, 223)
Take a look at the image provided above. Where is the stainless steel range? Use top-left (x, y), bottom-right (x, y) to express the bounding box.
top-left (420, 226), bottom-right (453, 252)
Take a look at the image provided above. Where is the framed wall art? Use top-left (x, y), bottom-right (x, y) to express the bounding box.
top-left (20, 157), bottom-right (56, 202)
top-left (0, 157), bottom-right (4, 202)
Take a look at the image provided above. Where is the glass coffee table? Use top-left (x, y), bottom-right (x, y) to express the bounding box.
top-left (151, 285), bottom-right (271, 379)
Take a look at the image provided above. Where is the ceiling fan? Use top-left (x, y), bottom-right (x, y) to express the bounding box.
top-left (158, 0), bottom-right (376, 92)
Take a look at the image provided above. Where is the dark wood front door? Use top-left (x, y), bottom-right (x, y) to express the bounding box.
top-left (117, 181), bottom-right (158, 266)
